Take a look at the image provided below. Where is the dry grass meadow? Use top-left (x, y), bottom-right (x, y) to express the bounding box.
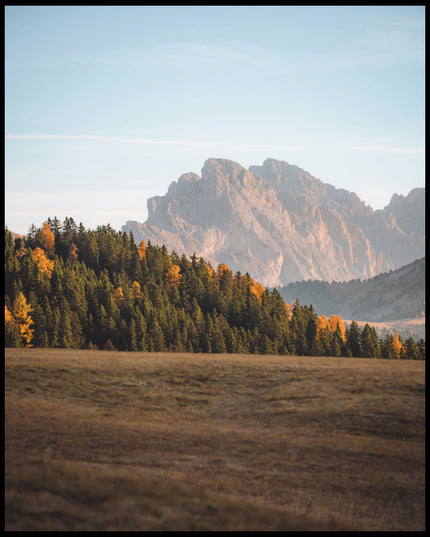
top-left (5, 348), bottom-right (425, 531)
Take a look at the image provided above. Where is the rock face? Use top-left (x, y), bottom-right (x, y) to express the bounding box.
top-left (123, 158), bottom-right (425, 287)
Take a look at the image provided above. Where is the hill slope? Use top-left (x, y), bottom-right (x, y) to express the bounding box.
top-left (278, 257), bottom-right (425, 323)
top-left (123, 158), bottom-right (424, 287)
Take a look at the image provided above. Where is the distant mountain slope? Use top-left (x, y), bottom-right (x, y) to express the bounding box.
top-left (123, 158), bottom-right (424, 287)
top-left (278, 257), bottom-right (425, 322)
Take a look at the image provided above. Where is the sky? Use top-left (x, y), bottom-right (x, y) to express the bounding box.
top-left (5, 5), bottom-right (425, 235)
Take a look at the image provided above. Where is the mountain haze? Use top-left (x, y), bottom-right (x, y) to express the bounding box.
top-left (278, 257), bottom-right (425, 323)
top-left (123, 158), bottom-right (424, 287)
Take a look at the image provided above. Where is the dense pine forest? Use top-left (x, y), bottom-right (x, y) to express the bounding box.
top-left (4, 219), bottom-right (425, 360)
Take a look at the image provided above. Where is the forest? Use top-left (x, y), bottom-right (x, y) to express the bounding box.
top-left (4, 219), bottom-right (425, 360)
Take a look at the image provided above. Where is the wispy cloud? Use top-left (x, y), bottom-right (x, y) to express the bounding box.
top-left (6, 134), bottom-right (424, 157)
top-left (150, 41), bottom-right (280, 68)
top-left (5, 133), bottom-right (215, 147)
top-left (5, 133), bottom-right (279, 153)
top-left (344, 145), bottom-right (424, 155)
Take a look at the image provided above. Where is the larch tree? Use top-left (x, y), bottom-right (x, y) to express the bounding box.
top-left (130, 280), bottom-right (144, 302)
top-left (137, 240), bottom-right (147, 260)
top-left (32, 247), bottom-right (55, 278)
top-left (165, 264), bottom-right (182, 289)
top-left (249, 278), bottom-right (265, 303)
top-left (5, 305), bottom-right (21, 347)
top-left (391, 332), bottom-right (405, 359)
top-left (68, 243), bottom-right (79, 263)
top-left (40, 222), bottom-right (55, 257)
top-left (12, 292), bottom-right (34, 347)
top-left (113, 286), bottom-right (126, 304)
top-left (329, 314), bottom-right (346, 341)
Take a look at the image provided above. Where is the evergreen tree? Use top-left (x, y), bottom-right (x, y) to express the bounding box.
top-left (360, 324), bottom-right (381, 358)
top-left (404, 337), bottom-right (420, 360)
top-left (4, 218), bottom-right (424, 359)
top-left (346, 321), bottom-right (361, 357)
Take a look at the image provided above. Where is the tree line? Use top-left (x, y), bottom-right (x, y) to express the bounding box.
top-left (4, 219), bottom-right (425, 360)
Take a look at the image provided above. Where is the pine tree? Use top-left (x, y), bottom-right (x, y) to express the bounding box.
top-left (360, 324), bottom-right (381, 358)
top-left (346, 321), bottom-right (361, 357)
top-left (417, 339), bottom-right (425, 360)
top-left (148, 314), bottom-right (165, 351)
top-left (29, 293), bottom-right (49, 347)
top-left (129, 319), bottom-right (138, 351)
top-left (404, 337), bottom-right (420, 360)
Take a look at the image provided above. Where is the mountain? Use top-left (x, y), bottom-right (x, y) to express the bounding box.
top-left (123, 158), bottom-right (424, 287)
top-left (277, 257), bottom-right (425, 323)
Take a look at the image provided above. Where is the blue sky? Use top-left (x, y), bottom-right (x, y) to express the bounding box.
top-left (5, 5), bottom-right (425, 234)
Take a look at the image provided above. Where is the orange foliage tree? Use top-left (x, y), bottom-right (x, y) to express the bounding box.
top-left (249, 278), bottom-right (265, 303)
top-left (216, 263), bottom-right (231, 280)
top-left (5, 305), bottom-right (14, 325)
top-left (11, 292), bottom-right (34, 347)
top-left (391, 332), bottom-right (405, 359)
top-left (166, 264), bottom-right (182, 289)
top-left (329, 314), bottom-right (346, 341)
top-left (130, 280), bottom-right (144, 301)
top-left (113, 286), bottom-right (126, 304)
top-left (316, 314), bottom-right (329, 338)
top-left (40, 222), bottom-right (55, 257)
top-left (137, 240), bottom-right (146, 260)
top-left (32, 247), bottom-right (55, 278)
top-left (68, 243), bottom-right (79, 262)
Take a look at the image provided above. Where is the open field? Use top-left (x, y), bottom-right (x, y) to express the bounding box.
top-left (5, 348), bottom-right (425, 531)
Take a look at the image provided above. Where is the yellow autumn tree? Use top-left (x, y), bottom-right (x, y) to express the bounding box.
top-left (250, 278), bottom-right (265, 303)
top-left (5, 305), bottom-right (14, 325)
top-left (166, 264), bottom-right (182, 289)
top-left (5, 305), bottom-right (21, 347)
top-left (32, 247), bottom-right (55, 278)
top-left (204, 263), bottom-right (214, 278)
top-left (12, 292), bottom-right (34, 347)
top-left (137, 240), bottom-right (146, 260)
top-left (130, 280), bottom-right (144, 301)
top-left (217, 263), bottom-right (231, 280)
top-left (329, 314), bottom-right (346, 341)
top-left (316, 315), bottom-right (329, 338)
top-left (113, 286), bottom-right (126, 304)
top-left (40, 222), bottom-right (55, 258)
top-left (391, 332), bottom-right (405, 359)
top-left (68, 243), bottom-right (79, 262)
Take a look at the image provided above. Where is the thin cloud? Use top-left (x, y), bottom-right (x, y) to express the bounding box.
top-left (5, 133), bottom-right (278, 152)
top-left (5, 134), bottom-right (215, 147)
top-left (152, 41), bottom-right (280, 68)
top-left (7, 135), bottom-right (424, 156)
top-left (344, 145), bottom-right (424, 155)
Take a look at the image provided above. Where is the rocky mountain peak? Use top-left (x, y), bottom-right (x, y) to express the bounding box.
top-left (124, 158), bottom-right (424, 287)
top-left (384, 187), bottom-right (425, 235)
top-left (201, 158), bottom-right (253, 189)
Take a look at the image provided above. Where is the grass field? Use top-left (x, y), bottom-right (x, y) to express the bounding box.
top-left (5, 348), bottom-right (425, 531)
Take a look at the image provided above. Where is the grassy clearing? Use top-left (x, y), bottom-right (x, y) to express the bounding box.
top-left (5, 348), bottom-right (425, 531)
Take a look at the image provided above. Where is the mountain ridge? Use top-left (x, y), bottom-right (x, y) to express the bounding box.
top-left (123, 158), bottom-right (424, 287)
top-left (277, 257), bottom-right (425, 323)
